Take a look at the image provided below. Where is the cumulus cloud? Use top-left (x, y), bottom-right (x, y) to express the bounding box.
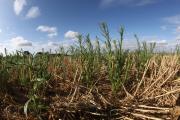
top-left (176, 26), bottom-right (180, 33)
top-left (163, 15), bottom-right (180, 41)
top-left (14, 0), bottom-right (27, 15)
top-left (100, 0), bottom-right (159, 7)
top-left (11, 36), bottom-right (32, 47)
top-left (101, 0), bottom-right (133, 7)
top-left (48, 33), bottom-right (58, 38)
top-left (176, 36), bottom-right (180, 41)
top-left (26, 6), bottom-right (40, 19)
top-left (148, 40), bottom-right (167, 45)
top-left (136, 0), bottom-right (156, 6)
top-left (65, 30), bottom-right (79, 40)
top-left (0, 43), bottom-right (4, 47)
top-left (47, 42), bottom-right (59, 47)
top-left (164, 15), bottom-right (180, 25)
top-left (0, 43), bottom-right (5, 54)
top-left (36, 25), bottom-right (58, 38)
top-left (0, 40), bottom-right (70, 55)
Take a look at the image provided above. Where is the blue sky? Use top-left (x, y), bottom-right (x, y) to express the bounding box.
top-left (0, 0), bottom-right (180, 53)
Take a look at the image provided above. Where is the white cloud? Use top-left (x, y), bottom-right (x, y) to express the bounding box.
top-left (101, 0), bottom-right (117, 6)
top-left (176, 35), bottom-right (180, 41)
top-left (164, 15), bottom-right (180, 25)
top-left (26, 6), bottom-right (40, 19)
top-left (0, 39), bottom-right (71, 55)
top-left (101, 0), bottom-right (133, 7)
top-left (0, 43), bottom-right (5, 55)
top-left (0, 43), bottom-right (2, 46)
top-left (176, 26), bottom-right (180, 33)
top-left (14, 0), bottom-right (27, 15)
top-left (136, 0), bottom-right (156, 6)
top-left (100, 0), bottom-right (159, 7)
top-left (11, 36), bottom-right (32, 47)
top-left (36, 25), bottom-right (58, 38)
top-left (139, 36), bottom-right (169, 48)
top-left (48, 33), bottom-right (58, 38)
top-left (47, 42), bottom-right (59, 47)
top-left (65, 30), bottom-right (79, 40)
top-left (148, 40), bottom-right (167, 44)
top-left (163, 15), bottom-right (180, 42)
top-left (0, 29), bottom-right (2, 33)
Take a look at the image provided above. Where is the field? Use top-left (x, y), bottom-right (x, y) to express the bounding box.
top-left (0, 23), bottom-right (180, 120)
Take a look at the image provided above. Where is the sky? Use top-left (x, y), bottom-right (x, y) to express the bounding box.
top-left (0, 0), bottom-right (180, 54)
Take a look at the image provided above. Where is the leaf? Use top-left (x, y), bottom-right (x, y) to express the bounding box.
top-left (24, 99), bottom-right (32, 117)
